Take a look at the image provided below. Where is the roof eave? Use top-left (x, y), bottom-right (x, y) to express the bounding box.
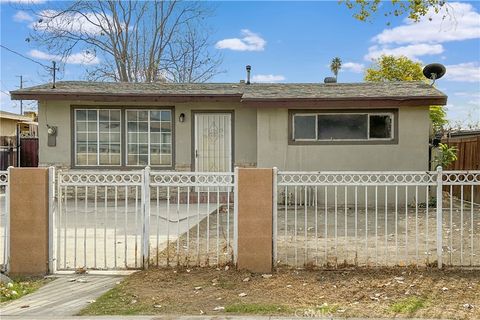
top-left (10, 91), bottom-right (448, 107)
top-left (9, 92), bottom-right (243, 102)
top-left (240, 96), bottom-right (447, 108)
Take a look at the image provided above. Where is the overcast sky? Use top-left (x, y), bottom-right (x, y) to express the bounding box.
top-left (1, 0), bottom-right (479, 126)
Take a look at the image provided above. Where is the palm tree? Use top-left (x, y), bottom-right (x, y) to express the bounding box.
top-left (330, 57), bottom-right (342, 80)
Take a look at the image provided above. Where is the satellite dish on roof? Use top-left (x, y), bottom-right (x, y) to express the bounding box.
top-left (324, 77), bottom-right (337, 84)
top-left (423, 63), bottom-right (446, 85)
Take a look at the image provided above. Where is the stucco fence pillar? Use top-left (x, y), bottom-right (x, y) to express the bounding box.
top-left (236, 168), bottom-right (274, 273)
top-left (8, 168), bottom-right (52, 276)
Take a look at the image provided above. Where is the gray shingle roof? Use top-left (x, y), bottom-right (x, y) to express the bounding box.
top-left (10, 81), bottom-right (245, 96)
top-left (242, 82), bottom-right (446, 100)
top-left (10, 80), bottom-right (447, 102)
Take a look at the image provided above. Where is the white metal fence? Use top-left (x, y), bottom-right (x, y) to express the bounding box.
top-left (274, 169), bottom-right (480, 268)
top-left (149, 170), bottom-right (234, 267)
top-left (54, 168), bottom-right (235, 271)
top-left (4, 167), bottom-right (478, 273)
top-left (0, 169), bottom-right (9, 272)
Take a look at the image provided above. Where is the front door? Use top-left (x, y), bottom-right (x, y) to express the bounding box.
top-left (194, 113), bottom-right (232, 172)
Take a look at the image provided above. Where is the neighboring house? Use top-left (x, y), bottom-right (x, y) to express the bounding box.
top-left (0, 111), bottom-right (39, 169)
top-left (0, 110), bottom-right (38, 144)
top-left (10, 81), bottom-right (447, 172)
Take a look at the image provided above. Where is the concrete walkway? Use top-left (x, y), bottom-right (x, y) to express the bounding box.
top-left (0, 275), bottom-right (124, 316)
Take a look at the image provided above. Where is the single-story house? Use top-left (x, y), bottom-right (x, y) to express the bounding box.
top-left (0, 111), bottom-right (38, 145)
top-left (10, 81), bottom-right (447, 172)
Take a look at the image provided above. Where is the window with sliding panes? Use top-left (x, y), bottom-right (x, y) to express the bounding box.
top-left (292, 111), bottom-right (394, 142)
top-left (75, 109), bottom-right (121, 166)
top-left (126, 110), bottom-right (172, 166)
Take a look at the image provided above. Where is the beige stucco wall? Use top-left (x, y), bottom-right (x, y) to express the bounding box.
top-left (256, 106), bottom-right (430, 171)
top-left (38, 100), bottom-right (429, 171)
top-left (0, 118), bottom-right (17, 137)
top-left (37, 100), bottom-right (257, 169)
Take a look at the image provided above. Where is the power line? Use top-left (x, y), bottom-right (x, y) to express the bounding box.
top-left (0, 44), bottom-right (52, 70)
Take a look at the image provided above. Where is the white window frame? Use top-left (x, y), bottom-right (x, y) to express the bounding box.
top-left (125, 109), bottom-right (173, 167)
top-left (292, 112), bottom-right (395, 142)
top-left (74, 108), bottom-right (122, 167)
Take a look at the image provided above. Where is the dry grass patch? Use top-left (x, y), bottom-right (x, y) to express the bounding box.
top-left (79, 266), bottom-right (479, 319)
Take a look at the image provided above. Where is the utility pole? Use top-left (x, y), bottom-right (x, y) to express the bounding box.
top-left (16, 75), bottom-right (23, 115)
top-left (15, 75), bottom-right (24, 167)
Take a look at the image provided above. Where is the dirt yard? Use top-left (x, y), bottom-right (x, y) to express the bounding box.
top-left (79, 266), bottom-right (479, 319)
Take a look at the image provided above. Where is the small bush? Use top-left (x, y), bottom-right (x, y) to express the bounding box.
top-left (0, 278), bottom-right (48, 302)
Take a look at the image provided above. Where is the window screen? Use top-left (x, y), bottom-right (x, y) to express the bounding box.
top-left (293, 115), bottom-right (316, 140)
top-left (318, 114), bottom-right (368, 140)
top-left (369, 115), bottom-right (392, 139)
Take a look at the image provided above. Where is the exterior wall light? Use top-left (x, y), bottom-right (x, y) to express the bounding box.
top-left (179, 113), bottom-right (185, 123)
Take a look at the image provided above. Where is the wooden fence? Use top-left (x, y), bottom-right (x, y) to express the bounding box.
top-left (20, 138), bottom-right (39, 167)
top-left (443, 135), bottom-right (480, 203)
top-left (0, 137), bottom-right (38, 169)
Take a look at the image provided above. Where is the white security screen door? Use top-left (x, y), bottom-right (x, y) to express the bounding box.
top-left (194, 113), bottom-right (232, 173)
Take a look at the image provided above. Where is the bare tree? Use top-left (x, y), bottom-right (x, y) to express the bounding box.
top-left (164, 24), bottom-right (220, 83)
top-left (28, 0), bottom-right (222, 83)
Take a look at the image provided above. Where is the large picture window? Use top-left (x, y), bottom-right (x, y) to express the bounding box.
top-left (291, 111), bottom-right (394, 143)
top-left (75, 109), bottom-right (121, 166)
top-left (74, 107), bottom-right (173, 167)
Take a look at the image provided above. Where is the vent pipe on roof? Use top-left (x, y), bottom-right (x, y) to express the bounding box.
top-left (246, 65), bottom-right (251, 84)
top-left (324, 76), bottom-right (337, 84)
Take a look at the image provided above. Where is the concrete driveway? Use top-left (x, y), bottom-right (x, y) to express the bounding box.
top-left (0, 274), bottom-right (127, 317)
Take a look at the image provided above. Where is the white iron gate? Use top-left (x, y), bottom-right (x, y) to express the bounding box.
top-left (274, 168), bottom-right (480, 268)
top-left (55, 170), bottom-right (145, 271)
top-left (54, 168), bottom-right (235, 271)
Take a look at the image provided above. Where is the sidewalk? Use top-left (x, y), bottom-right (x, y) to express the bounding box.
top-left (1, 274), bottom-right (124, 316)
